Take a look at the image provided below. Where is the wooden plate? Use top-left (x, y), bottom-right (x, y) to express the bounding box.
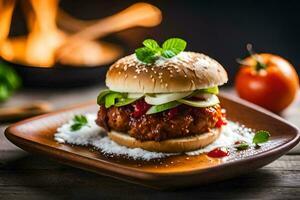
top-left (5, 94), bottom-right (300, 189)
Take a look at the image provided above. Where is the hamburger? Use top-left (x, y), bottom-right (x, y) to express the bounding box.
top-left (96, 38), bottom-right (228, 153)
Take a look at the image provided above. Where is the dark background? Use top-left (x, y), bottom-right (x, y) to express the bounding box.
top-left (9, 0), bottom-right (300, 85)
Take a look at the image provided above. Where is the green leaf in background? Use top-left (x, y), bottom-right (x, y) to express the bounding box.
top-left (161, 38), bottom-right (187, 58)
top-left (253, 130), bottom-right (270, 145)
top-left (0, 85), bottom-right (10, 102)
top-left (0, 61), bottom-right (21, 102)
top-left (70, 115), bottom-right (89, 131)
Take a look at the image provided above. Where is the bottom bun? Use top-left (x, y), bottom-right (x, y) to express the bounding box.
top-left (107, 128), bottom-right (221, 153)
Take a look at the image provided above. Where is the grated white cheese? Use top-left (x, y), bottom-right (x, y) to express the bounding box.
top-left (92, 137), bottom-right (171, 160)
top-left (54, 114), bottom-right (103, 145)
top-left (54, 113), bottom-right (254, 160)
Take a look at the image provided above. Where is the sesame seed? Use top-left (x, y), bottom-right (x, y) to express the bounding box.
top-left (133, 75), bottom-right (137, 79)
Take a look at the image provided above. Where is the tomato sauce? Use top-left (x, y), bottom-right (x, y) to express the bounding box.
top-left (207, 147), bottom-right (229, 158)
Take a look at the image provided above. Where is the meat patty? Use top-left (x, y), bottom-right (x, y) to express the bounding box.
top-left (96, 103), bottom-right (222, 141)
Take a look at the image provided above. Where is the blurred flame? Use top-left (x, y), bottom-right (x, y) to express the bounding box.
top-left (0, 1), bottom-right (162, 67)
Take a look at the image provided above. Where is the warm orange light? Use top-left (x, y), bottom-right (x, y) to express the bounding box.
top-left (0, 1), bottom-right (162, 67)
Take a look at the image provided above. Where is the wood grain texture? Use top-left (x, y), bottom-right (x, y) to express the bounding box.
top-left (0, 152), bottom-right (299, 200)
top-left (0, 87), bottom-right (299, 199)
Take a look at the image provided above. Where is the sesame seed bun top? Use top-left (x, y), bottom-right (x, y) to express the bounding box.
top-left (106, 51), bottom-right (228, 93)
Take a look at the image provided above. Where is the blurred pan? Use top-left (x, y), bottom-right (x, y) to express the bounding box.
top-left (3, 60), bottom-right (109, 88)
top-left (0, 39), bottom-right (127, 88)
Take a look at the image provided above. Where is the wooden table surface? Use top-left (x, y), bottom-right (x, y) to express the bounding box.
top-left (1, 86), bottom-right (299, 200)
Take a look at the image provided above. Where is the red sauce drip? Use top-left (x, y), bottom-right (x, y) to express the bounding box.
top-left (215, 109), bottom-right (227, 128)
top-left (215, 117), bottom-right (227, 128)
top-left (132, 99), bottom-right (151, 117)
top-left (207, 147), bottom-right (229, 158)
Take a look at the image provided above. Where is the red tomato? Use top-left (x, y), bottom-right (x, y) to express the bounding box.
top-left (235, 53), bottom-right (299, 113)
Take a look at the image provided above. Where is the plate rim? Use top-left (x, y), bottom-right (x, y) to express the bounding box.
top-left (5, 94), bottom-right (300, 179)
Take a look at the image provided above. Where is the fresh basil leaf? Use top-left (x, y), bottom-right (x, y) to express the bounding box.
top-left (253, 130), bottom-right (270, 145)
top-left (135, 47), bottom-right (158, 64)
top-left (105, 93), bottom-right (124, 108)
top-left (143, 39), bottom-right (160, 50)
top-left (97, 89), bottom-right (112, 105)
top-left (234, 142), bottom-right (249, 150)
top-left (146, 101), bottom-right (181, 114)
top-left (161, 38), bottom-right (187, 58)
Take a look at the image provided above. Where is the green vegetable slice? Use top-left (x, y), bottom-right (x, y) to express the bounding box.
top-left (127, 93), bottom-right (144, 99)
top-left (200, 86), bottom-right (219, 95)
top-left (97, 89), bottom-right (112, 104)
top-left (146, 101), bottom-right (182, 114)
top-left (144, 91), bottom-right (192, 105)
top-left (115, 98), bottom-right (139, 107)
top-left (105, 93), bottom-right (124, 108)
top-left (177, 95), bottom-right (219, 107)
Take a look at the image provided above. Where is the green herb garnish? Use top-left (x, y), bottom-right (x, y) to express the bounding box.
top-left (234, 142), bottom-right (250, 150)
top-left (135, 38), bottom-right (187, 63)
top-left (253, 130), bottom-right (270, 145)
top-left (70, 115), bottom-right (89, 131)
top-left (0, 61), bottom-right (21, 102)
top-left (234, 130), bottom-right (270, 151)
